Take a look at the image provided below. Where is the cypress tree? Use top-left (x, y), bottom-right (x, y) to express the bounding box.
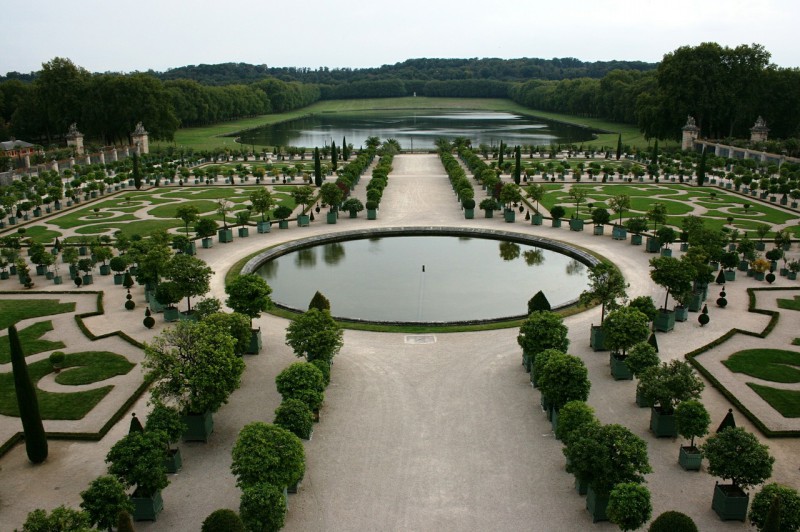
top-left (132, 152), bottom-right (142, 190)
top-left (342, 136), bottom-right (350, 161)
top-left (308, 291), bottom-right (331, 312)
top-left (513, 145), bottom-right (521, 184)
top-left (616, 134), bottom-right (622, 160)
top-left (527, 291), bottom-right (551, 313)
top-left (331, 141), bottom-right (338, 172)
top-left (651, 139), bottom-right (659, 164)
top-left (697, 147), bottom-right (707, 186)
top-left (314, 147), bottom-right (322, 187)
top-left (498, 141), bottom-right (504, 167)
top-left (9, 325), bottom-right (48, 463)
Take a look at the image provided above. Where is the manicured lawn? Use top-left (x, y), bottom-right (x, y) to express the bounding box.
top-left (72, 219), bottom-right (183, 238)
top-left (747, 383), bottom-right (800, 418)
top-left (0, 321), bottom-right (64, 363)
top-left (0, 351), bottom-right (133, 419)
top-left (148, 200), bottom-right (222, 218)
top-left (777, 296), bottom-right (800, 311)
top-left (0, 299), bottom-right (76, 330)
top-left (17, 225), bottom-right (63, 244)
top-left (723, 349), bottom-right (800, 383)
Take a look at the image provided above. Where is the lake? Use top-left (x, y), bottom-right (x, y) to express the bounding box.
top-left (236, 110), bottom-right (593, 150)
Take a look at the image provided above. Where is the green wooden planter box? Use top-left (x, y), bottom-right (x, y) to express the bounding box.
top-left (163, 448), bottom-right (183, 474)
top-left (298, 214), bottom-right (310, 227)
top-left (593, 225), bottom-right (604, 235)
top-left (754, 271), bottom-right (765, 281)
top-left (631, 234), bottom-right (643, 245)
top-left (551, 218), bottom-right (562, 228)
top-left (484, 209), bottom-right (494, 218)
top-left (724, 270), bottom-right (736, 281)
top-left (367, 209), bottom-right (377, 220)
top-left (201, 237), bottom-right (213, 249)
top-left (646, 237), bottom-right (661, 253)
top-left (504, 209), bottom-right (516, 223)
top-left (464, 208), bottom-right (474, 219)
top-left (257, 221), bottom-right (271, 233)
top-left (654, 309), bottom-right (675, 332)
top-left (218, 228), bottom-right (233, 243)
top-left (569, 218), bottom-right (584, 231)
top-left (181, 411), bottom-right (214, 442)
top-left (679, 445), bottom-right (702, 471)
top-left (522, 350), bottom-right (532, 373)
top-left (636, 388), bottom-right (653, 408)
top-left (611, 226), bottom-right (627, 240)
top-left (590, 325), bottom-right (607, 352)
top-left (131, 489), bottom-right (164, 521)
top-left (238, 227), bottom-right (249, 238)
top-left (575, 476), bottom-right (588, 496)
top-left (99, 264), bottom-right (111, 275)
top-left (610, 353), bottom-right (633, 380)
top-left (247, 328), bottom-right (262, 355)
top-left (586, 486), bottom-right (610, 522)
top-left (82, 274), bottom-right (93, 286)
top-left (650, 407), bottom-right (677, 437)
top-left (675, 305), bottom-right (689, 322)
top-left (688, 291), bottom-right (704, 312)
top-left (35, 265), bottom-right (47, 276)
top-left (53, 275), bottom-right (63, 285)
top-left (278, 219), bottom-right (290, 229)
top-left (712, 484), bottom-right (749, 521)
top-left (327, 211), bottom-right (338, 224)
top-left (163, 307), bottom-right (180, 322)
top-left (531, 213), bottom-right (543, 225)
top-left (113, 273), bottom-right (124, 285)
top-left (660, 247), bottom-right (672, 257)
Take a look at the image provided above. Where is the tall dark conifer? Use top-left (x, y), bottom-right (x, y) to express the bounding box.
top-left (697, 146), bottom-right (707, 186)
top-left (342, 136), bottom-right (350, 161)
top-left (9, 325), bottom-right (48, 463)
top-left (513, 145), bottom-right (521, 184)
top-left (498, 141), bottom-right (504, 168)
top-left (331, 141), bottom-right (338, 172)
top-left (132, 152), bottom-right (142, 190)
top-left (616, 134), bottom-right (622, 160)
top-left (314, 147), bottom-right (322, 187)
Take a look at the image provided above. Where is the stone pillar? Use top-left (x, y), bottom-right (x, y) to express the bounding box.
top-left (131, 122), bottom-right (149, 154)
top-left (85, 154), bottom-right (92, 165)
top-left (99, 152), bottom-right (105, 165)
top-left (111, 149), bottom-right (118, 162)
top-left (681, 115), bottom-right (699, 151)
top-left (23, 155), bottom-right (30, 168)
top-left (750, 116), bottom-right (769, 143)
top-left (50, 160), bottom-right (59, 173)
top-left (65, 123), bottom-right (85, 155)
top-left (69, 156), bottom-right (75, 168)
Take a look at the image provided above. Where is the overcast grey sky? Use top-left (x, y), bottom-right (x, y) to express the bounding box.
top-left (2, 0), bottom-right (798, 75)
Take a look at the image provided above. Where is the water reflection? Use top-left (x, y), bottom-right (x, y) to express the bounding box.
top-left (323, 243), bottom-right (346, 265)
top-left (523, 249), bottom-right (544, 266)
top-left (499, 242), bottom-right (521, 261)
top-left (296, 248), bottom-right (317, 268)
top-left (566, 259), bottom-right (584, 275)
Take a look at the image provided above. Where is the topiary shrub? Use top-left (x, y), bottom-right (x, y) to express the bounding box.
top-left (231, 422), bottom-right (305, 490)
top-left (276, 362), bottom-right (325, 411)
top-left (80, 475), bottom-right (133, 532)
top-left (308, 290), bottom-right (331, 312)
top-left (647, 510), bottom-right (698, 532)
top-left (201, 508), bottom-right (246, 532)
top-left (310, 358), bottom-right (331, 387)
top-left (274, 398), bottom-right (314, 440)
top-left (527, 290), bottom-right (551, 313)
top-left (748, 483), bottom-right (800, 531)
top-left (608, 482), bottom-right (652, 531)
top-left (239, 483), bottom-right (286, 532)
top-left (554, 400), bottom-right (597, 445)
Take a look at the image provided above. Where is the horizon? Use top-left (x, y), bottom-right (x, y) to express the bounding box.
top-left (1, 0), bottom-right (798, 76)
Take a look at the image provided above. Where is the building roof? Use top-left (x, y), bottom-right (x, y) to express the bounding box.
top-left (0, 139), bottom-right (35, 151)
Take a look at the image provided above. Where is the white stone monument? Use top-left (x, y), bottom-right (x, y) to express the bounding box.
top-left (681, 115), bottom-right (699, 151)
top-left (750, 116), bottom-right (769, 143)
top-left (65, 123), bottom-right (85, 155)
top-left (131, 122), bottom-right (149, 154)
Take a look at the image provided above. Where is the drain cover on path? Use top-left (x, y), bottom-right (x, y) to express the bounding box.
top-left (404, 335), bottom-right (437, 344)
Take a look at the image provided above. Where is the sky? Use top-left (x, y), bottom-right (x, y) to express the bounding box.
top-left (2, 0), bottom-right (799, 75)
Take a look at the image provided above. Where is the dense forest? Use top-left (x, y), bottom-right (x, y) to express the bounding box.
top-left (1, 44), bottom-right (798, 149)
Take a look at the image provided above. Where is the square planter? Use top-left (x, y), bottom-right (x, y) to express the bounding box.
top-left (53, 276), bottom-right (63, 285)
top-left (484, 209), bottom-right (495, 218)
top-left (327, 211), bottom-right (338, 224)
top-left (646, 237), bottom-right (661, 253)
top-left (631, 234), bottom-right (643, 246)
top-left (113, 273), bottom-right (124, 285)
top-left (185, 241), bottom-right (197, 256)
top-left (569, 218), bottom-right (584, 231)
top-left (590, 325), bottom-right (607, 352)
top-left (367, 209), bottom-right (377, 220)
top-left (163, 448), bottom-right (183, 474)
top-left (464, 208), bottom-right (474, 219)
top-left (201, 237), bottom-right (213, 249)
top-left (610, 353), bottom-right (633, 380)
top-left (278, 220), bottom-right (290, 229)
top-left (660, 248), bottom-right (672, 257)
top-left (654, 309), bottom-right (675, 332)
top-left (650, 406), bottom-right (677, 437)
top-left (688, 291), bottom-right (704, 312)
top-left (712, 484), bottom-right (749, 521)
top-left (503, 209), bottom-right (516, 223)
top-left (674, 305), bottom-right (689, 322)
top-left (99, 264), bottom-right (111, 276)
top-left (522, 350), bottom-right (532, 372)
top-left (131, 489), bottom-right (164, 521)
top-left (257, 221), bottom-right (271, 233)
top-left (724, 270), bottom-right (736, 281)
top-left (586, 486), bottom-right (610, 522)
top-left (531, 213), bottom-right (543, 225)
top-left (163, 307), bottom-right (180, 322)
top-left (297, 214), bottom-right (310, 227)
top-left (181, 411), bottom-right (214, 442)
top-left (551, 218), bottom-right (562, 228)
top-left (247, 328), bottom-right (262, 355)
top-left (82, 274), bottom-right (93, 286)
top-left (611, 226), bottom-right (627, 240)
top-left (678, 445), bottom-right (702, 471)
top-left (575, 476), bottom-right (588, 496)
top-left (593, 225), bottom-right (604, 235)
top-left (238, 227), bottom-right (249, 238)
top-left (218, 228), bottom-right (233, 243)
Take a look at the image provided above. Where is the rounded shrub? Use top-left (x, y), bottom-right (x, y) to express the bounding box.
top-left (274, 399), bottom-right (314, 440)
top-left (276, 362), bottom-right (325, 410)
top-left (239, 483), bottom-right (286, 532)
top-left (310, 358), bottom-right (331, 387)
top-left (201, 508), bottom-right (245, 532)
top-left (748, 483), bottom-right (800, 531)
top-left (231, 422), bottom-right (305, 489)
top-left (648, 510), bottom-right (698, 532)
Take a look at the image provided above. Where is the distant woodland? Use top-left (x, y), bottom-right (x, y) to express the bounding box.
top-left (1, 44), bottom-right (798, 148)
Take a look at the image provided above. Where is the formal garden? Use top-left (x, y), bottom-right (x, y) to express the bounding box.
top-left (1, 138), bottom-right (799, 530)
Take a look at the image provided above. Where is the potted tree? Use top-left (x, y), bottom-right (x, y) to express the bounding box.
top-left (249, 188), bottom-right (274, 233)
top-left (656, 226), bottom-right (677, 257)
top-left (235, 210), bottom-right (251, 238)
top-left (748, 483), bottom-right (800, 531)
top-left (143, 320), bottom-right (245, 442)
top-left (144, 402), bottom-right (187, 474)
top-left (341, 197), bottom-right (364, 218)
top-left (155, 281), bottom-right (182, 322)
top-left (499, 183), bottom-right (522, 222)
top-left (365, 200), bottom-right (379, 220)
top-left (78, 257), bottom-right (96, 286)
top-left (225, 274), bottom-right (273, 354)
top-left (720, 251), bottom-right (738, 281)
top-left (109, 256), bottom-right (128, 286)
top-left (608, 194), bottom-right (631, 240)
top-left (637, 360), bottom-right (704, 437)
top-left (231, 422), bottom-right (305, 493)
top-left (239, 483), bottom-right (287, 532)
top-left (702, 427), bottom-right (774, 521)
top-left (273, 205), bottom-right (293, 229)
top-left (737, 235), bottom-right (756, 271)
top-left (788, 259), bottom-right (800, 281)
top-left (320, 182), bottom-right (344, 223)
top-left (462, 198), bottom-right (476, 219)
top-left (564, 423), bottom-right (652, 522)
top-left (80, 475), bottom-right (134, 531)
top-left (550, 205), bottom-right (565, 228)
top-left (607, 483), bottom-right (652, 532)
top-left (537, 352), bottom-right (591, 432)
top-left (292, 185), bottom-right (314, 226)
top-left (516, 310), bottom-right (570, 373)
top-left (674, 399), bottom-right (710, 471)
top-left (274, 398), bottom-right (314, 440)
top-left (626, 342), bottom-right (660, 407)
top-left (646, 203), bottom-right (667, 252)
top-left (649, 256), bottom-right (694, 332)
top-left (276, 362), bottom-right (325, 417)
top-left (216, 199), bottom-right (234, 243)
top-left (478, 198), bottom-right (497, 218)
top-left (604, 306), bottom-right (650, 380)
top-left (579, 263), bottom-right (627, 352)
top-left (591, 207), bottom-right (610, 236)
top-left (751, 257), bottom-right (770, 281)
top-left (195, 218), bottom-right (217, 249)
top-left (525, 184), bottom-right (545, 224)
top-left (284, 308), bottom-right (344, 365)
top-left (105, 430), bottom-right (170, 521)
top-left (555, 401), bottom-right (599, 495)
top-left (568, 187), bottom-right (587, 231)
top-left (626, 217), bottom-right (648, 246)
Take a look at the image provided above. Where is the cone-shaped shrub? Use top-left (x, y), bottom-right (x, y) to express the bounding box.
top-left (8, 325), bottom-right (48, 463)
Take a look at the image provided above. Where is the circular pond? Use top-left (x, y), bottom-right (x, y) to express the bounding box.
top-left (246, 228), bottom-right (597, 324)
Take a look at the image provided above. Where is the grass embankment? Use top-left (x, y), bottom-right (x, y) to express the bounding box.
top-left (160, 97), bottom-right (657, 152)
top-left (0, 321), bottom-right (64, 363)
top-left (0, 299), bottom-right (76, 330)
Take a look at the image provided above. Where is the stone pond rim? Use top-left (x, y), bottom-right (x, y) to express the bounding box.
top-left (240, 226), bottom-right (602, 327)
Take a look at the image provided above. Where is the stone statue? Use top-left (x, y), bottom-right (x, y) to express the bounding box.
top-left (685, 115), bottom-right (696, 128)
top-left (133, 122), bottom-right (147, 135)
